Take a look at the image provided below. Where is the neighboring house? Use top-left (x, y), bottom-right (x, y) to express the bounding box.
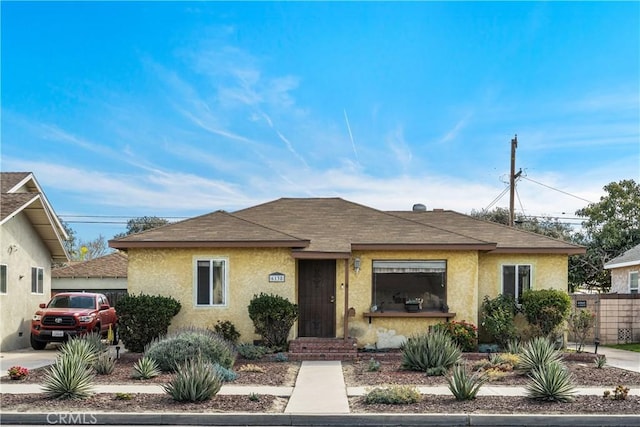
top-left (604, 244), bottom-right (640, 294)
top-left (110, 198), bottom-right (584, 351)
top-left (0, 172), bottom-right (68, 351)
top-left (52, 252), bottom-right (128, 306)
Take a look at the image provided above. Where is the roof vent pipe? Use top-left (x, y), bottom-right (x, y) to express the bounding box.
top-left (412, 203), bottom-right (427, 212)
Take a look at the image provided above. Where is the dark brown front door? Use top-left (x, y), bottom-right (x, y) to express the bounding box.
top-left (298, 260), bottom-right (336, 337)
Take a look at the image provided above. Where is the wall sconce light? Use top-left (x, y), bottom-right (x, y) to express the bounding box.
top-left (7, 244), bottom-right (18, 254)
top-left (19, 275), bottom-right (25, 280)
top-left (353, 257), bottom-right (361, 274)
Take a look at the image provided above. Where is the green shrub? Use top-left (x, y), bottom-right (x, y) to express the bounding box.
top-left (516, 337), bottom-right (563, 375)
top-left (273, 352), bottom-right (288, 362)
top-left (212, 363), bottom-right (238, 382)
top-left (213, 320), bottom-right (240, 344)
top-left (526, 361), bottom-right (576, 402)
top-left (115, 392), bottom-right (132, 400)
top-left (248, 392), bottom-right (260, 402)
top-left (237, 343), bottom-right (268, 360)
top-left (367, 357), bottom-right (381, 372)
top-left (42, 353), bottom-right (95, 399)
top-left (448, 364), bottom-right (488, 400)
top-left (115, 293), bottom-right (181, 353)
top-left (364, 385), bottom-right (421, 404)
top-left (93, 353), bottom-right (115, 375)
top-left (400, 330), bottom-right (461, 373)
top-left (521, 289), bottom-right (571, 338)
top-left (248, 293), bottom-right (298, 351)
top-left (131, 356), bottom-right (161, 379)
top-left (145, 328), bottom-right (236, 372)
top-left (480, 294), bottom-right (518, 348)
top-left (162, 356), bottom-right (222, 402)
top-left (433, 320), bottom-right (478, 352)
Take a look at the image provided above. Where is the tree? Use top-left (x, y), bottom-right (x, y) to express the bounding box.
top-left (569, 179), bottom-right (640, 292)
top-left (470, 208), bottom-right (574, 241)
top-left (113, 216), bottom-right (169, 239)
top-left (59, 221), bottom-right (109, 262)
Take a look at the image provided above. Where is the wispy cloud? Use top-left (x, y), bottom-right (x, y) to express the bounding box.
top-left (386, 126), bottom-right (412, 170)
top-left (436, 112), bottom-right (473, 145)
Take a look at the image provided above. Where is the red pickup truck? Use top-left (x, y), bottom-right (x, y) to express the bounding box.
top-left (30, 292), bottom-right (118, 350)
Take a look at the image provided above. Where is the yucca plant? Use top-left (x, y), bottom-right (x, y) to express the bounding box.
top-left (59, 337), bottom-right (101, 366)
top-left (93, 352), bottom-right (116, 375)
top-left (505, 339), bottom-right (523, 355)
top-left (594, 354), bottom-right (607, 369)
top-left (400, 330), bottom-right (461, 373)
top-left (516, 337), bottom-right (562, 375)
top-left (81, 332), bottom-right (108, 354)
top-left (526, 361), bottom-right (576, 402)
top-left (131, 356), bottom-right (161, 380)
top-left (447, 363), bottom-right (488, 400)
top-left (162, 356), bottom-right (223, 402)
top-left (41, 353), bottom-right (95, 399)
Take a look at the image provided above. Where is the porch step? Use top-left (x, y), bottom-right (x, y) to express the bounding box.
top-left (288, 338), bottom-right (358, 361)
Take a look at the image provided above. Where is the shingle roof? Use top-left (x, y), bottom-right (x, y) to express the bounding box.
top-left (1, 172), bottom-right (30, 193)
top-left (110, 210), bottom-right (308, 248)
top-left (52, 252), bottom-right (128, 278)
top-left (604, 243), bottom-right (640, 269)
top-left (110, 197), bottom-right (584, 256)
top-left (0, 193), bottom-right (39, 222)
top-left (390, 210), bottom-right (584, 253)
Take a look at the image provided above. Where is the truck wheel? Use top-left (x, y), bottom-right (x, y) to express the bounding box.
top-left (30, 334), bottom-right (47, 350)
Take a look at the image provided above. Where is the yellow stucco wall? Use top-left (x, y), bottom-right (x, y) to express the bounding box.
top-left (127, 248), bottom-right (296, 344)
top-left (338, 250), bottom-right (479, 348)
top-left (127, 247), bottom-right (569, 349)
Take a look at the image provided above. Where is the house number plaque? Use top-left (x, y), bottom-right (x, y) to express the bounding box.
top-left (268, 272), bottom-right (286, 283)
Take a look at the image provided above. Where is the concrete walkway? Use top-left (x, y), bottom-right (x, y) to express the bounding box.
top-left (577, 343), bottom-right (640, 372)
top-left (284, 360), bottom-right (349, 413)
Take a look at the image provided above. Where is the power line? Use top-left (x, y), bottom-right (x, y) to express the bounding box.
top-left (521, 176), bottom-right (594, 204)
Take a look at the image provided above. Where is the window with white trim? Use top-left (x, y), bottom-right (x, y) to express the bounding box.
top-left (31, 267), bottom-right (44, 294)
top-left (502, 264), bottom-right (531, 303)
top-left (372, 260), bottom-right (447, 312)
top-left (630, 271), bottom-right (639, 294)
top-left (195, 259), bottom-right (227, 306)
top-left (0, 264), bottom-right (7, 294)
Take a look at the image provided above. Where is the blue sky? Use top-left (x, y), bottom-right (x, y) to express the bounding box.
top-left (2, 2), bottom-right (639, 243)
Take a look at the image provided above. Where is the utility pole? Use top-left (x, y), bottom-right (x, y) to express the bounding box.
top-left (509, 134), bottom-right (522, 227)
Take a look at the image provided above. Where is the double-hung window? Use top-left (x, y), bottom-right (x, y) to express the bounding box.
top-left (502, 264), bottom-right (531, 303)
top-left (31, 267), bottom-right (44, 294)
top-left (195, 259), bottom-right (227, 306)
top-left (0, 264), bottom-right (7, 294)
top-left (630, 272), bottom-right (639, 294)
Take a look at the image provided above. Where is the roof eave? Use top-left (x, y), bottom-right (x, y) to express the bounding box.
top-left (488, 247), bottom-right (586, 255)
top-left (351, 243), bottom-right (498, 251)
top-left (291, 250), bottom-right (351, 259)
top-left (109, 240), bottom-right (310, 250)
top-left (604, 260), bottom-right (640, 270)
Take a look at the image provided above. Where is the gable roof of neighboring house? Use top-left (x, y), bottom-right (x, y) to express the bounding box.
top-left (110, 197), bottom-right (584, 257)
top-left (0, 172), bottom-right (69, 262)
top-left (52, 252), bottom-right (128, 279)
top-left (604, 243), bottom-right (640, 270)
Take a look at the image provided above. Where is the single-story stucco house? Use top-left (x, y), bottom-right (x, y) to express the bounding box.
top-left (604, 243), bottom-right (640, 294)
top-left (52, 252), bottom-right (128, 306)
top-left (109, 197), bottom-right (584, 354)
top-left (0, 172), bottom-right (68, 351)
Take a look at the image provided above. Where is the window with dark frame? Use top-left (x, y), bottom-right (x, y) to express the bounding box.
top-left (0, 264), bottom-right (6, 294)
top-left (630, 271), bottom-right (638, 294)
top-left (31, 266), bottom-right (44, 294)
top-left (502, 264), bottom-right (531, 303)
top-left (372, 260), bottom-right (447, 312)
top-left (195, 259), bottom-right (226, 306)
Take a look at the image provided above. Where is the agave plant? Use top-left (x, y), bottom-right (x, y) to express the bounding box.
top-left (525, 361), bottom-right (576, 402)
top-left (400, 330), bottom-right (461, 373)
top-left (447, 363), bottom-right (488, 401)
top-left (41, 353), bottom-right (95, 399)
top-left (162, 356), bottom-right (222, 402)
top-left (131, 356), bottom-right (161, 380)
top-left (93, 352), bottom-right (116, 375)
top-left (516, 336), bottom-right (562, 375)
top-left (59, 337), bottom-right (101, 366)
